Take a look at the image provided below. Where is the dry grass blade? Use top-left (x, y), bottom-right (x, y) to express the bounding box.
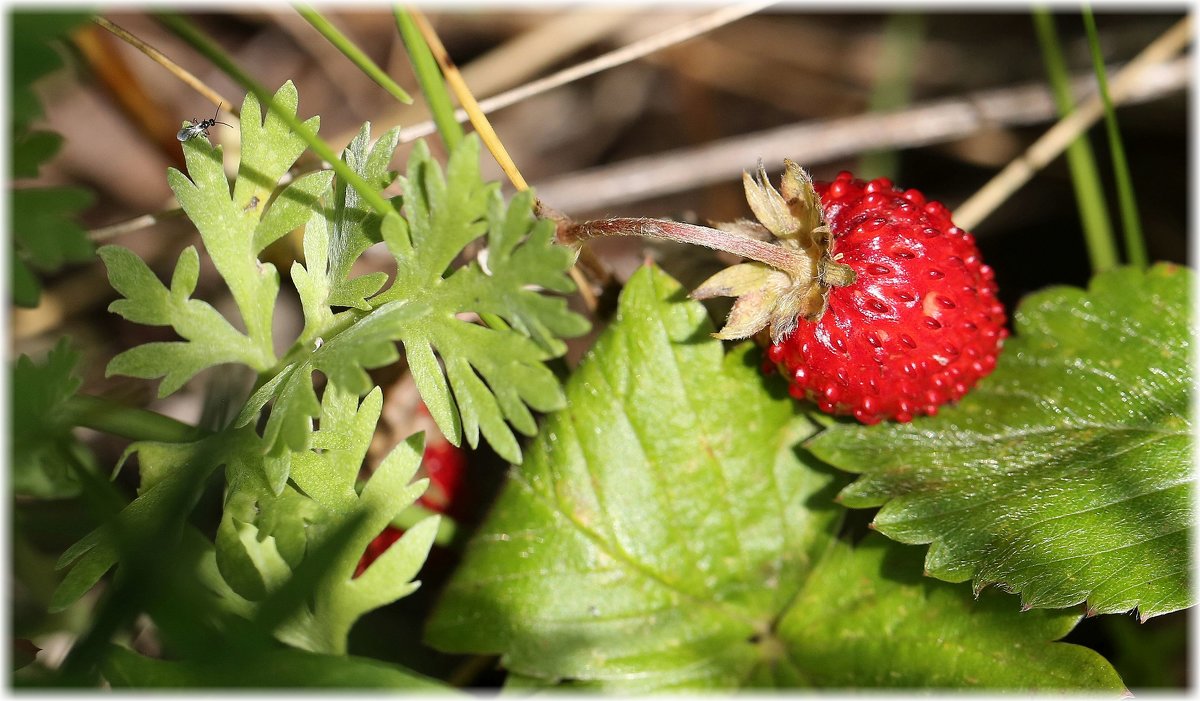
top-left (953, 15), bottom-right (1192, 230)
top-left (534, 57), bottom-right (1188, 215)
top-left (397, 2), bottom-right (775, 143)
top-left (328, 8), bottom-right (641, 150)
top-left (93, 16), bottom-right (236, 115)
top-left (89, 209), bottom-right (184, 242)
top-left (407, 6), bottom-right (529, 191)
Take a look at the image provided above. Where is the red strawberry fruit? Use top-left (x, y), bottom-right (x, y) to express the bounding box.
top-left (764, 170), bottom-right (1007, 424)
top-left (561, 160), bottom-right (1007, 424)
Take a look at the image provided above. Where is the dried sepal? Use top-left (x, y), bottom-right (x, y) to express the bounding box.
top-left (693, 263), bottom-right (792, 340)
top-left (779, 159), bottom-right (823, 238)
top-left (743, 162), bottom-right (802, 241)
top-left (694, 160), bottom-right (856, 343)
top-left (692, 261), bottom-right (787, 300)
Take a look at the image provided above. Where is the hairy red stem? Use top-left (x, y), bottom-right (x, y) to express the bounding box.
top-left (559, 217), bottom-right (808, 273)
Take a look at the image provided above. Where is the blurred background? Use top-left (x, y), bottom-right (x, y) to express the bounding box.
top-left (11, 6), bottom-right (1190, 689)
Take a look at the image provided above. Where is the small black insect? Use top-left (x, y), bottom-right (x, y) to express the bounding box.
top-left (177, 103), bottom-right (233, 142)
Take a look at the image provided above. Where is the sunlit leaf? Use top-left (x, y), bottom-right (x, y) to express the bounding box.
top-left (425, 265), bottom-right (1124, 691)
top-left (808, 263), bottom-right (1193, 619)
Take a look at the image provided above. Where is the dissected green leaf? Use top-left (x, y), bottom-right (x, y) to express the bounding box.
top-left (104, 83), bottom-right (324, 396)
top-left (100, 245), bottom-right (270, 396)
top-left (54, 387), bottom-right (436, 655)
top-left (425, 265), bottom-right (1124, 692)
top-left (102, 645), bottom-right (450, 690)
top-left (249, 135), bottom-right (587, 462)
top-left (221, 386), bottom-right (437, 654)
top-left (11, 338), bottom-right (89, 497)
top-left (326, 122), bottom-right (399, 309)
top-left (366, 137), bottom-right (588, 461)
top-left (807, 263), bottom-right (1193, 619)
top-left (105, 83), bottom-right (584, 464)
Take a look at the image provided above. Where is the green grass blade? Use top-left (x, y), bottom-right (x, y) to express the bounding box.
top-left (1032, 8), bottom-right (1118, 273)
top-left (857, 12), bottom-right (924, 181)
top-left (393, 7), bottom-right (463, 152)
top-left (295, 6), bottom-right (413, 106)
top-left (154, 11), bottom-right (394, 216)
top-left (1082, 6), bottom-right (1148, 268)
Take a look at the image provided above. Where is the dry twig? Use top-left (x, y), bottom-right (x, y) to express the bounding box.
top-left (534, 57), bottom-right (1189, 216)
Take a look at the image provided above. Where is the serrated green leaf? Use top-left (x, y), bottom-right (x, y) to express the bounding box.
top-left (425, 265), bottom-right (838, 689)
top-left (12, 186), bottom-right (94, 307)
top-left (774, 534), bottom-right (1125, 690)
top-left (102, 645), bottom-right (451, 690)
top-left (425, 265), bottom-right (1125, 692)
top-left (13, 130), bottom-right (62, 178)
top-left (11, 338), bottom-right (89, 497)
top-left (11, 12), bottom-right (92, 132)
top-left (807, 263), bottom-right (1193, 619)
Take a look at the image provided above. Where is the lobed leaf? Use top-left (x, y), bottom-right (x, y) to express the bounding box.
top-left (11, 339), bottom-right (89, 497)
top-left (10, 12), bottom-right (96, 307)
top-left (100, 245), bottom-right (270, 396)
top-left (12, 186), bottom-right (94, 307)
top-left (365, 137), bottom-right (587, 462)
top-left (104, 83), bottom-right (326, 397)
top-left (326, 122), bottom-right (400, 309)
top-left (220, 386), bottom-right (436, 653)
top-left (807, 263), bottom-right (1194, 619)
top-left (425, 265), bottom-right (1125, 691)
top-left (232, 80), bottom-right (320, 214)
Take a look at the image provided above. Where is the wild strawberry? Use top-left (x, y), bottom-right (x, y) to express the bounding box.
top-left (559, 160), bottom-right (1007, 424)
top-left (415, 437), bottom-right (468, 519)
top-left (764, 171), bottom-right (1008, 424)
top-left (355, 525), bottom-right (404, 578)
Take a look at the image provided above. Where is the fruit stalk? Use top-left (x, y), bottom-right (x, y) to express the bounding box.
top-left (560, 217), bottom-right (812, 274)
